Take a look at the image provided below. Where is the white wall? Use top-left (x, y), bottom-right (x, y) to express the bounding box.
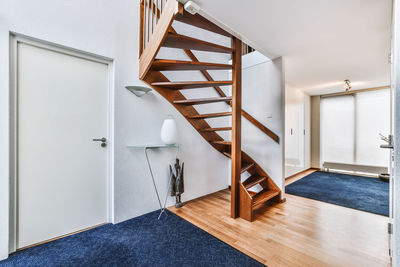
top-left (285, 85), bottom-right (311, 177)
top-left (304, 95), bottom-right (311, 170)
top-left (237, 51), bottom-right (285, 197)
top-left (0, 0), bottom-right (231, 259)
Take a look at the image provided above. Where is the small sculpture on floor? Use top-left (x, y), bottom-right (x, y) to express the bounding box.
top-left (170, 158), bottom-right (184, 208)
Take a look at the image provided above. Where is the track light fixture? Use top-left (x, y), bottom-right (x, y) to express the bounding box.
top-left (344, 80), bottom-right (351, 91)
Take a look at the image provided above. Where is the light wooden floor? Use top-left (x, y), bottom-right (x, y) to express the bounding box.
top-left (169, 170), bottom-right (390, 267)
top-left (285, 168), bottom-right (317, 186)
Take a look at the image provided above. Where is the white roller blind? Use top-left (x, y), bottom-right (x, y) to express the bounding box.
top-left (321, 95), bottom-right (355, 164)
top-left (321, 89), bottom-right (390, 168)
top-left (355, 89), bottom-right (390, 167)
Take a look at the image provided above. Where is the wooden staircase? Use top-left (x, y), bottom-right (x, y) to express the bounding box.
top-left (138, 0), bottom-right (281, 221)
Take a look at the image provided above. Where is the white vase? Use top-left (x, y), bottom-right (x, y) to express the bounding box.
top-left (160, 116), bottom-right (178, 145)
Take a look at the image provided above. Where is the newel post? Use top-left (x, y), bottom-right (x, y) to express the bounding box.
top-left (231, 36), bottom-right (242, 218)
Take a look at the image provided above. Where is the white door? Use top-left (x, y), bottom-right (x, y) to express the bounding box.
top-left (17, 42), bottom-right (109, 248)
top-left (285, 99), bottom-right (304, 177)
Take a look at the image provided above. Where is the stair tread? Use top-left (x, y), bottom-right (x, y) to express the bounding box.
top-left (201, 127), bottom-right (232, 132)
top-left (252, 189), bottom-right (280, 207)
top-left (174, 97), bottom-right (232, 105)
top-left (212, 141), bottom-right (231, 145)
top-left (151, 60), bottom-right (232, 71)
top-left (175, 12), bottom-right (231, 37)
top-left (151, 81), bottom-right (232, 89)
top-left (189, 112), bottom-right (232, 119)
top-left (163, 33), bottom-right (233, 53)
top-left (243, 175), bottom-right (267, 189)
top-left (241, 163), bottom-right (255, 173)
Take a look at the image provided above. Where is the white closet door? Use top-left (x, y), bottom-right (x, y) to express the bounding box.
top-left (285, 94), bottom-right (305, 177)
top-left (17, 43), bottom-right (109, 248)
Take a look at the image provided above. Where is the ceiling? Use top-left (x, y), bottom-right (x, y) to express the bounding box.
top-left (187, 0), bottom-right (392, 95)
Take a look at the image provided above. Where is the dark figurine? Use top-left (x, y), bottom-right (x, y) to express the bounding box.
top-left (170, 158), bottom-right (184, 208)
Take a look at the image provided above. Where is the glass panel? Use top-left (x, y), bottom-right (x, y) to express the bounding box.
top-left (321, 95), bottom-right (355, 164)
top-left (355, 89), bottom-right (390, 167)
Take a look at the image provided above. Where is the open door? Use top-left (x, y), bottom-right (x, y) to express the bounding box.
top-left (391, 0), bottom-right (400, 263)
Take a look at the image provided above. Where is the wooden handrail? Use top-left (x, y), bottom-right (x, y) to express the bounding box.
top-left (139, 0), bottom-right (182, 79)
top-left (139, 0), bottom-right (145, 56)
top-left (241, 110), bottom-right (279, 143)
top-left (143, 1), bottom-right (280, 144)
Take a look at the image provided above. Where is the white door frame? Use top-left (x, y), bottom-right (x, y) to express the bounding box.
top-left (8, 33), bottom-right (115, 253)
top-left (392, 0), bottom-right (400, 264)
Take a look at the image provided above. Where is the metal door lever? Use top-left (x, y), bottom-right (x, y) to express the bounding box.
top-left (93, 138), bottom-right (106, 142)
top-left (380, 134), bottom-right (393, 149)
top-left (93, 137), bottom-right (107, 147)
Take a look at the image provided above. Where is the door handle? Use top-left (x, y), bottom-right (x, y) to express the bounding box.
top-left (380, 134), bottom-right (393, 149)
top-left (93, 137), bottom-right (107, 147)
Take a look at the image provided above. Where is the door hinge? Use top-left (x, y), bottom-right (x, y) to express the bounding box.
top-left (388, 222), bottom-right (393, 257)
top-left (388, 222), bottom-right (393, 235)
top-left (389, 53), bottom-right (393, 64)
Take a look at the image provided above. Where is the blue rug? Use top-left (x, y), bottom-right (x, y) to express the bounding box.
top-left (286, 171), bottom-right (389, 216)
top-left (0, 210), bottom-right (263, 267)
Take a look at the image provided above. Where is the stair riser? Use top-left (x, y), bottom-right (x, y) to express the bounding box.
top-left (252, 192), bottom-right (280, 207)
top-left (163, 33), bottom-right (233, 53)
top-left (241, 164), bottom-right (254, 174)
top-left (152, 82), bottom-right (232, 90)
top-left (201, 128), bottom-right (232, 132)
top-left (244, 177), bottom-right (267, 189)
top-left (189, 112), bottom-right (232, 119)
top-left (174, 97), bottom-right (232, 105)
top-left (175, 12), bottom-right (232, 37)
top-left (151, 60), bottom-right (233, 71)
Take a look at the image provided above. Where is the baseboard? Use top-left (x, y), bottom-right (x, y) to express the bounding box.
top-left (16, 222), bottom-right (107, 252)
top-left (285, 168), bottom-right (316, 180)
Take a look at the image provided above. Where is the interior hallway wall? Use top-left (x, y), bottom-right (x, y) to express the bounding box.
top-left (0, 0), bottom-right (231, 259)
top-left (310, 96), bottom-right (321, 169)
top-left (235, 51), bottom-right (285, 198)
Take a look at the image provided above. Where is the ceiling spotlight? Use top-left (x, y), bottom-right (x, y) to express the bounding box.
top-left (344, 80), bottom-right (351, 91)
top-left (184, 1), bottom-right (201, 15)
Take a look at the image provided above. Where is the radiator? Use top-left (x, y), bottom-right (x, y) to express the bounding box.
top-left (322, 162), bottom-right (388, 175)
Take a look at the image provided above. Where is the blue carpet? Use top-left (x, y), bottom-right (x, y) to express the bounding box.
top-left (0, 210), bottom-right (263, 267)
top-left (286, 171), bottom-right (389, 216)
